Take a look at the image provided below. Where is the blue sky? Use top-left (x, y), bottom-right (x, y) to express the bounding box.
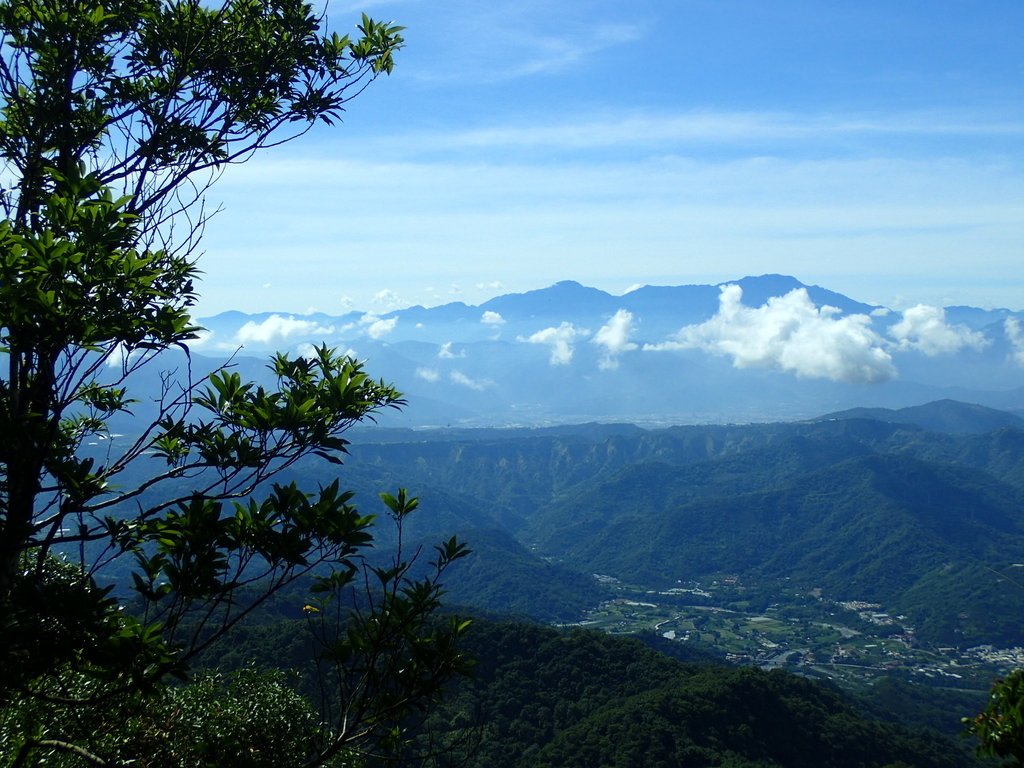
top-left (197, 0), bottom-right (1024, 315)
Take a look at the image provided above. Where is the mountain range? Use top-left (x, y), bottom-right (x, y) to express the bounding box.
top-left (97, 274), bottom-right (1024, 644)
top-left (184, 274), bottom-right (1024, 427)
top-left (290, 399), bottom-right (1024, 646)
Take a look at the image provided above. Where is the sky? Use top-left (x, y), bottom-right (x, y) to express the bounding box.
top-left (196, 0), bottom-right (1024, 316)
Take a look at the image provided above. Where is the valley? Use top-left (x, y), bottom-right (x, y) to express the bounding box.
top-left (576, 575), bottom-right (1016, 693)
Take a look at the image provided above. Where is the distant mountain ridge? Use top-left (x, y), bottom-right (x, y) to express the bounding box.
top-left (201, 273), bottom-right (883, 339)
top-left (180, 274), bottom-right (1024, 427)
top-left (821, 399), bottom-right (1024, 434)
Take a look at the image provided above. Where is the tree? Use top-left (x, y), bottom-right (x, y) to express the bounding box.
top-left (0, 0), bottom-right (470, 764)
top-left (965, 670), bottom-right (1024, 767)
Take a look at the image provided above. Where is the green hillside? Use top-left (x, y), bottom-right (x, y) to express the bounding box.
top-left (335, 411), bottom-right (1024, 646)
top-left (419, 619), bottom-right (979, 768)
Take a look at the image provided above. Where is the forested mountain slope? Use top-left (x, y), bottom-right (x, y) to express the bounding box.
top-left (99, 401), bottom-right (1024, 642)
top-left (422, 620), bottom-right (978, 767)
top-left (191, 610), bottom-right (983, 768)
top-left (329, 403), bottom-right (1024, 644)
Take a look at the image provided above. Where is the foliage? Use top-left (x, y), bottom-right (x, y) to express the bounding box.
top-left (409, 619), bottom-right (978, 768)
top-left (2, 668), bottom-right (338, 768)
top-left (0, 0), bottom-right (471, 764)
top-left (855, 676), bottom-right (985, 738)
top-left (303, 490), bottom-right (474, 763)
top-left (965, 670), bottom-right (1024, 766)
top-left (339, 421), bottom-right (1024, 644)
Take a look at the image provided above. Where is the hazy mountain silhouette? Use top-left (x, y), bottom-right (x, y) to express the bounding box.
top-left (184, 274), bottom-right (1024, 426)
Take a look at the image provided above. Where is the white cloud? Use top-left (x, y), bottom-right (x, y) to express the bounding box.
top-left (888, 305), bottom-right (990, 355)
top-left (476, 281), bottom-right (504, 290)
top-left (593, 309), bottom-right (638, 369)
top-left (236, 315), bottom-right (335, 345)
top-left (295, 342), bottom-right (318, 360)
top-left (106, 342), bottom-right (136, 369)
top-left (520, 322), bottom-right (584, 365)
top-left (372, 289), bottom-right (403, 308)
top-left (416, 367), bottom-right (440, 383)
top-left (187, 329), bottom-right (215, 349)
top-left (647, 285), bottom-right (895, 384)
top-left (481, 310), bottom-right (506, 326)
top-left (438, 341), bottom-right (466, 359)
top-left (450, 370), bottom-right (491, 390)
top-left (428, 111), bottom-right (1024, 153)
top-left (359, 313), bottom-right (398, 340)
top-left (1006, 317), bottom-right (1024, 366)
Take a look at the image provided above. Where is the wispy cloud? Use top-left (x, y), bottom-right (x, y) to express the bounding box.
top-left (450, 370), bottom-right (491, 390)
top-left (646, 285), bottom-right (896, 384)
top-left (386, 111), bottom-right (1024, 156)
top-left (206, 104), bottom-right (1024, 315)
top-left (415, 367), bottom-right (440, 383)
top-left (486, 23), bottom-right (642, 81)
top-left (411, 3), bottom-right (644, 85)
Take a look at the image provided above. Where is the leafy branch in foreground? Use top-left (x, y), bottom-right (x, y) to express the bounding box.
top-left (966, 669), bottom-right (1024, 767)
top-left (0, 0), bottom-right (471, 765)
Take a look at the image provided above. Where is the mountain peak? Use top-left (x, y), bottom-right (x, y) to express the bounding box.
top-left (729, 274), bottom-right (806, 291)
top-left (819, 399), bottom-right (1024, 434)
top-left (480, 280), bottom-right (617, 318)
top-left (722, 274), bottom-right (878, 314)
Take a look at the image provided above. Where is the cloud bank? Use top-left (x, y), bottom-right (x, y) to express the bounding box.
top-left (647, 285), bottom-right (896, 383)
top-left (236, 315), bottom-right (335, 345)
top-left (888, 305), bottom-right (989, 355)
